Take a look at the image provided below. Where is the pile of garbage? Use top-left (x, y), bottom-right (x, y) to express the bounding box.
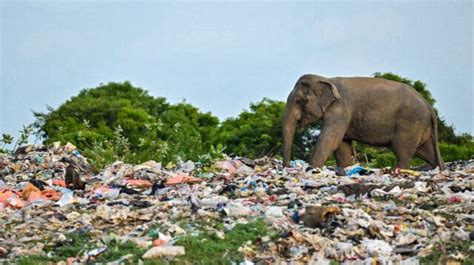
top-left (0, 143), bottom-right (473, 264)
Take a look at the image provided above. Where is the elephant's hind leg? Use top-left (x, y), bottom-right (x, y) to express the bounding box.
top-left (392, 130), bottom-right (422, 169)
top-left (415, 138), bottom-right (437, 168)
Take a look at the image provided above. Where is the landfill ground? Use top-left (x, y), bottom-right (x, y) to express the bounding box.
top-left (0, 143), bottom-right (473, 264)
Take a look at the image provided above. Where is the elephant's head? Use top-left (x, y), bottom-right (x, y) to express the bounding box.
top-left (282, 74), bottom-right (341, 167)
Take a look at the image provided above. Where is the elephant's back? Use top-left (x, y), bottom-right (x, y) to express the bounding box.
top-left (336, 77), bottom-right (432, 144)
top-left (336, 77), bottom-right (430, 110)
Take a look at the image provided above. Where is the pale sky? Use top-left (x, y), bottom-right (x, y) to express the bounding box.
top-left (1, 1), bottom-right (473, 141)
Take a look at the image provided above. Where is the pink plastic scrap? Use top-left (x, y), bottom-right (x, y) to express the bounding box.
top-left (166, 174), bottom-right (203, 185)
top-left (125, 179), bottom-right (153, 188)
top-left (0, 190), bottom-right (25, 208)
top-left (216, 161), bottom-right (236, 174)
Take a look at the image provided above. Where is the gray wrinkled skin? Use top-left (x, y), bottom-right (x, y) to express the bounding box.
top-left (283, 74), bottom-right (445, 170)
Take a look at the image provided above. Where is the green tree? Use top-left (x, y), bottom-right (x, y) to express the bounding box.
top-left (34, 81), bottom-right (167, 147)
top-left (33, 81), bottom-right (220, 166)
top-left (216, 98), bottom-right (285, 158)
top-left (158, 102), bottom-right (219, 161)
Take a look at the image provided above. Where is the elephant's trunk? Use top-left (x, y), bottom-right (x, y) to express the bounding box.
top-left (283, 98), bottom-right (300, 167)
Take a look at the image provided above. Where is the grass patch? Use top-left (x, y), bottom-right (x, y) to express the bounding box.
top-left (420, 241), bottom-right (473, 265)
top-left (17, 232), bottom-right (92, 264)
top-left (17, 255), bottom-right (52, 265)
top-left (94, 240), bottom-right (148, 263)
top-left (172, 218), bottom-right (272, 265)
top-left (17, 232), bottom-right (150, 264)
top-left (17, 219), bottom-right (274, 264)
top-left (47, 232), bottom-right (93, 257)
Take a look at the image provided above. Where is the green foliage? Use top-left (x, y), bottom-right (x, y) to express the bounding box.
top-left (17, 255), bottom-right (51, 265)
top-left (48, 232), bottom-right (93, 258)
top-left (357, 145), bottom-right (397, 168)
top-left (0, 134), bottom-right (14, 153)
top-left (33, 81), bottom-right (220, 167)
top-left (34, 81), bottom-right (166, 147)
top-left (159, 102), bottom-right (219, 161)
top-left (216, 98), bottom-right (285, 158)
top-left (94, 240), bottom-right (147, 263)
top-left (17, 232), bottom-right (93, 264)
top-left (197, 143), bottom-right (226, 168)
top-left (0, 125), bottom-right (34, 154)
top-left (354, 143), bottom-right (426, 168)
top-left (80, 126), bottom-right (134, 169)
top-left (440, 142), bottom-right (474, 162)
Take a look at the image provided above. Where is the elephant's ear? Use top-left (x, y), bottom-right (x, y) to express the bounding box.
top-left (318, 81), bottom-right (341, 113)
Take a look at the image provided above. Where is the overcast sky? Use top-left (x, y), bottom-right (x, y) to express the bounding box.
top-left (1, 1), bottom-right (473, 141)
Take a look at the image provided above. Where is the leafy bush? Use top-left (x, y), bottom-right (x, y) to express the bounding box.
top-left (440, 142), bottom-right (474, 162)
top-left (33, 81), bottom-right (220, 166)
top-left (215, 98), bottom-right (285, 158)
top-left (0, 125), bottom-right (33, 154)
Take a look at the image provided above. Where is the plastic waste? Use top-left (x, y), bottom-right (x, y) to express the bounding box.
top-left (362, 238), bottom-right (393, 256)
top-left (21, 183), bottom-right (40, 200)
top-left (200, 196), bottom-right (228, 208)
top-left (265, 206), bottom-right (284, 219)
top-left (0, 143), bottom-right (472, 264)
top-left (345, 165), bottom-right (366, 176)
top-left (7, 194), bottom-right (25, 208)
top-left (142, 246), bottom-right (185, 258)
top-left (84, 246), bottom-right (107, 258)
top-left (399, 169), bottom-right (421, 176)
top-left (57, 191), bottom-right (74, 207)
top-left (178, 161), bottom-right (195, 172)
top-left (126, 179), bottom-right (152, 188)
top-left (225, 202), bottom-right (253, 217)
top-left (335, 242), bottom-right (353, 255)
top-left (52, 179), bottom-right (66, 188)
top-left (93, 186), bottom-right (120, 200)
top-left (166, 174), bottom-right (202, 185)
top-left (290, 160), bottom-right (306, 168)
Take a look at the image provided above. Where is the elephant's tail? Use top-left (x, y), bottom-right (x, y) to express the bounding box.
top-left (430, 108), bottom-right (446, 170)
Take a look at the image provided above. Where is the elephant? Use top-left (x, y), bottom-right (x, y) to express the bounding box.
top-left (282, 74), bottom-right (446, 171)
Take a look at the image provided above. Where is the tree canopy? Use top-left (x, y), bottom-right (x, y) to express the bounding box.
top-left (215, 98), bottom-right (285, 158)
top-left (33, 81), bottom-right (219, 166)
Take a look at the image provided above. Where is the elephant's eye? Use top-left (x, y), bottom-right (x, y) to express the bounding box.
top-left (296, 98), bottom-right (307, 106)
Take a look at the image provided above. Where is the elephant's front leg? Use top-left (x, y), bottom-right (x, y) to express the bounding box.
top-left (335, 140), bottom-right (353, 167)
top-left (310, 122), bottom-right (348, 168)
